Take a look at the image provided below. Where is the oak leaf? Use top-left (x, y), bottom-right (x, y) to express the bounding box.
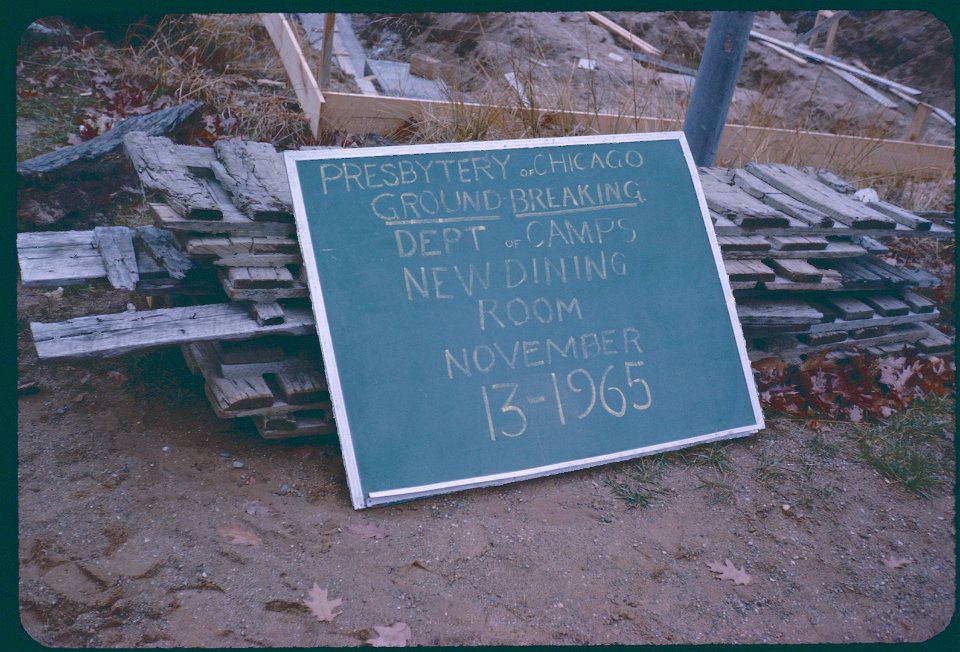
top-left (366, 622), bottom-right (411, 647)
top-left (304, 584), bottom-right (342, 622)
top-left (217, 525), bottom-right (261, 546)
top-left (706, 559), bottom-right (752, 585)
top-left (883, 555), bottom-right (913, 569)
top-left (348, 522), bottom-right (389, 539)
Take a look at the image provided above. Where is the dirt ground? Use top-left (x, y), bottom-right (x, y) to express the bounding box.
top-left (14, 282), bottom-right (957, 646)
top-left (14, 10), bottom-right (958, 648)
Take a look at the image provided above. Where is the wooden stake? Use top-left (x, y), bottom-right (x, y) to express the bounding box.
top-left (319, 13), bottom-right (335, 89)
top-left (906, 102), bottom-right (933, 142)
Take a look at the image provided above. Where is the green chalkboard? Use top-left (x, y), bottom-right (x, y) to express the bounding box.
top-left (286, 133), bottom-right (763, 508)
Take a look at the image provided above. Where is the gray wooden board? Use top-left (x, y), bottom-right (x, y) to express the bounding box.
top-left (204, 384), bottom-right (333, 418)
top-left (808, 309), bottom-right (939, 334)
top-left (211, 253), bottom-right (303, 267)
top-left (218, 272), bottom-right (310, 301)
top-left (725, 259), bottom-right (776, 281)
top-left (124, 132), bottom-right (222, 219)
top-left (863, 295), bottom-right (910, 316)
top-left (276, 370), bottom-right (329, 404)
top-left (31, 303), bottom-right (316, 359)
top-left (186, 235), bottom-right (300, 256)
top-left (698, 167), bottom-right (790, 228)
top-left (722, 242), bottom-right (866, 260)
top-left (17, 232), bottom-right (105, 287)
top-left (186, 340), bottom-right (322, 379)
top-left (826, 295), bottom-right (875, 320)
top-left (212, 139), bottom-right (294, 221)
top-left (916, 323), bottom-right (954, 354)
top-left (248, 301), bottom-right (285, 326)
top-left (135, 226), bottom-right (194, 280)
top-left (255, 408), bottom-right (337, 439)
top-left (732, 169), bottom-right (834, 228)
top-left (717, 236), bottom-right (771, 251)
top-left (900, 290), bottom-right (935, 313)
top-left (866, 199), bottom-right (931, 231)
top-left (812, 169), bottom-right (856, 194)
top-left (94, 226), bottom-right (139, 289)
top-left (767, 235), bottom-right (828, 251)
top-left (767, 258), bottom-right (823, 282)
top-left (736, 300), bottom-right (824, 326)
top-left (208, 375), bottom-right (275, 410)
top-left (747, 322), bottom-right (928, 361)
top-left (745, 163), bottom-right (896, 229)
top-left (151, 202), bottom-right (295, 236)
top-left (762, 274), bottom-right (841, 291)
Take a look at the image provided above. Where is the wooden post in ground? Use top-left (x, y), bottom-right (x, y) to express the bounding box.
top-left (683, 11), bottom-right (755, 167)
top-left (319, 13), bottom-right (336, 89)
top-left (906, 102), bottom-right (933, 142)
top-left (809, 10), bottom-right (840, 58)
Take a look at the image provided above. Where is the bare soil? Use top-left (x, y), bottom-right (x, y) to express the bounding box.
top-left (15, 285), bottom-right (957, 645)
top-left (15, 11), bottom-right (957, 647)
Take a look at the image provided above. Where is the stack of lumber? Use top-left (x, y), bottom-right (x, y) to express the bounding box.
top-left (19, 134), bottom-right (953, 438)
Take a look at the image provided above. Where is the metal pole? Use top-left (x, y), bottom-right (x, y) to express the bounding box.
top-left (683, 11), bottom-right (754, 167)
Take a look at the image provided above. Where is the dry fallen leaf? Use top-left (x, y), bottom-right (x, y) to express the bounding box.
top-left (216, 525), bottom-right (261, 546)
top-left (348, 522), bottom-right (389, 539)
top-left (304, 583), bottom-right (342, 622)
top-left (883, 555), bottom-right (914, 569)
top-left (366, 622), bottom-right (411, 647)
top-left (706, 559), bottom-right (753, 585)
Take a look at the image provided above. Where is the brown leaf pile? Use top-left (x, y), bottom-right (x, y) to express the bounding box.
top-left (754, 352), bottom-right (954, 422)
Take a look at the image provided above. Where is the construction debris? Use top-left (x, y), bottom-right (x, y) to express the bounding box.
top-left (18, 135), bottom-right (952, 438)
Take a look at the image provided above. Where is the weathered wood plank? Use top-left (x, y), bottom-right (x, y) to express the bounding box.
top-left (863, 295), bottom-right (910, 317)
top-left (226, 266), bottom-right (295, 289)
top-left (745, 163), bottom-right (897, 230)
top-left (94, 226), bottom-right (139, 290)
top-left (826, 296), bottom-right (875, 320)
top-left (247, 301), bottom-right (285, 326)
top-left (150, 202), bottom-right (295, 236)
top-left (767, 258), bottom-right (823, 283)
top-left (218, 271), bottom-right (310, 301)
top-left (212, 139), bottom-right (294, 221)
top-left (585, 11), bottom-right (662, 56)
top-left (865, 199), bottom-right (932, 231)
top-left (812, 169), bottom-right (856, 194)
top-left (717, 236), bottom-right (771, 252)
top-left (761, 272), bottom-right (841, 291)
top-left (748, 322), bottom-right (929, 361)
top-left (255, 407), bottom-right (337, 439)
top-left (135, 226), bottom-right (194, 280)
top-left (699, 168), bottom-right (790, 228)
top-left (915, 323), bottom-right (954, 354)
top-left (17, 231), bottom-right (105, 287)
top-left (736, 300), bottom-right (824, 327)
top-left (31, 303), bottom-right (316, 360)
top-left (275, 370), bottom-right (329, 405)
top-left (808, 309), bottom-right (939, 334)
top-left (725, 259), bottom-right (776, 282)
top-left (123, 132), bottom-right (222, 219)
top-left (18, 101), bottom-right (202, 176)
top-left (732, 169), bottom-right (834, 228)
top-left (900, 290), bottom-right (936, 313)
top-left (208, 375), bottom-right (275, 411)
top-left (767, 235), bottom-right (828, 251)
